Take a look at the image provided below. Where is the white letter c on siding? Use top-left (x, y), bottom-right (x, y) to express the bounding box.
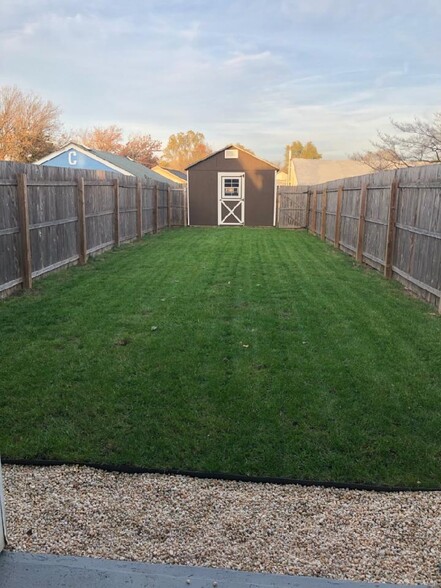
top-left (68, 151), bottom-right (77, 165)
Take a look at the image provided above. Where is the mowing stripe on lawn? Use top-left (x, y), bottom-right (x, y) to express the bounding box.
top-left (1, 228), bottom-right (440, 487)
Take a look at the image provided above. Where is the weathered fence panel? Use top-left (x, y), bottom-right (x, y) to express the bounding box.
top-left (0, 162), bottom-right (185, 298)
top-left (363, 185), bottom-right (389, 270)
top-left (277, 186), bottom-right (309, 228)
top-left (141, 184), bottom-right (154, 235)
top-left (157, 187), bottom-right (168, 230)
top-left (325, 188), bottom-right (338, 242)
top-left (0, 181), bottom-right (21, 291)
top-left (170, 188), bottom-right (187, 226)
top-left (85, 180), bottom-right (114, 254)
top-left (339, 185), bottom-right (361, 255)
top-left (276, 164), bottom-right (441, 311)
top-left (120, 183), bottom-right (137, 243)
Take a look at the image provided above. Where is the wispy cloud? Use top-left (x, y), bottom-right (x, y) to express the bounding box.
top-left (0, 0), bottom-right (440, 160)
top-left (224, 51), bottom-right (273, 68)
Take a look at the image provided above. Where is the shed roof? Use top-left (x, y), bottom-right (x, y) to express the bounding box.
top-left (186, 145), bottom-right (279, 171)
top-left (291, 159), bottom-right (372, 186)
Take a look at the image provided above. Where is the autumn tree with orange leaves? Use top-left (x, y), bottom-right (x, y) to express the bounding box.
top-left (119, 134), bottom-right (161, 167)
top-left (75, 125), bottom-right (123, 152)
top-left (0, 86), bottom-right (61, 162)
top-left (160, 130), bottom-right (211, 171)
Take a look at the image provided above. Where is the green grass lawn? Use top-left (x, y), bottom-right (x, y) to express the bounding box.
top-left (1, 227), bottom-right (440, 487)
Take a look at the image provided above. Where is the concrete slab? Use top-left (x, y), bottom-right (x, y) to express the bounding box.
top-left (0, 551), bottom-right (423, 588)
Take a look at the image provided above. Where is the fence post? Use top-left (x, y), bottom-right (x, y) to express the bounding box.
top-left (305, 189), bottom-right (311, 229)
top-left (153, 185), bottom-right (158, 234)
top-left (77, 177), bottom-right (87, 265)
top-left (136, 179), bottom-right (143, 239)
top-left (384, 179), bottom-right (399, 278)
top-left (113, 178), bottom-right (120, 246)
top-left (276, 189), bottom-right (281, 227)
top-left (183, 188), bottom-right (188, 227)
top-left (167, 186), bottom-right (172, 228)
top-left (320, 188), bottom-right (327, 240)
top-left (334, 185), bottom-right (343, 249)
top-left (356, 183), bottom-right (368, 263)
top-left (16, 173), bottom-right (32, 290)
top-left (310, 189), bottom-right (317, 234)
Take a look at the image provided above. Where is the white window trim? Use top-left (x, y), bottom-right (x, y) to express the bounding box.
top-left (217, 172), bottom-right (245, 226)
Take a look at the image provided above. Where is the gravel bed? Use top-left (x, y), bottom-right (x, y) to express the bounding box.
top-left (2, 465), bottom-right (440, 585)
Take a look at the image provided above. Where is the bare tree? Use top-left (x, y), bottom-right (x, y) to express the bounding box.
top-left (351, 148), bottom-right (402, 171)
top-left (71, 125), bottom-right (124, 152)
top-left (0, 86), bottom-right (61, 162)
top-left (352, 112), bottom-right (441, 171)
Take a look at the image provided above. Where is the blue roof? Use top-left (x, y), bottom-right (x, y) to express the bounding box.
top-left (89, 149), bottom-right (176, 184)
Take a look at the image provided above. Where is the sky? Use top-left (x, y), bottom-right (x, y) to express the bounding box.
top-left (1, 0), bottom-right (441, 163)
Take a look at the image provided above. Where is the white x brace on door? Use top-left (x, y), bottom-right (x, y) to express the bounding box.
top-left (218, 172), bottom-right (245, 225)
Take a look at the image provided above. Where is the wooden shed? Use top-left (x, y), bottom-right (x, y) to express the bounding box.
top-left (186, 145), bottom-right (278, 226)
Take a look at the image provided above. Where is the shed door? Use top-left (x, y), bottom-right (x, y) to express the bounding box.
top-left (218, 173), bottom-right (245, 225)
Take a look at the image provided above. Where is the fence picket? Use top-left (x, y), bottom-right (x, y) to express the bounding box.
top-left (356, 183), bottom-right (368, 262)
top-left (320, 188), bottom-right (327, 240)
top-left (384, 179), bottom-right (399, 279)
top-left (16, 173), bottom-right (32, 289)
top-left (334, 186), bottom-right (343, 249)
top-left (113, 178), bottom-right (120, 246)
top-left (153, 185), bottom-right (159, 234)
top-left (77, 178), bottom-right (87, 265)
top-left (136, 179), bottom-right (143, 240)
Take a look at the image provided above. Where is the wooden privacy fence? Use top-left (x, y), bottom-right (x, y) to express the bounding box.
top-left (277, 164), bottom-right (441, 311)
top-left (277, 186), bottom-right (309, 228)
top-left (0, 162), bottom-right (187, 297)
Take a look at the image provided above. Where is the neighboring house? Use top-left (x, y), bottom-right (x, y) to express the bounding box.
top-left (34, 143), bottom-right (176, 184)
top-left (151, 165), bottom-right (187, 185)
top-left (276, 170), bottom-right (289, 186)
top-left (186, 145), bottom-right (278, 227)
top-left (290, 159), bottom-right (373, 186)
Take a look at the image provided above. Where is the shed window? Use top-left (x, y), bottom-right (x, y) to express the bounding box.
top-left (223, 177), bottom-right (240, 197)
top-left (225, 149), bottom-right (239, 159)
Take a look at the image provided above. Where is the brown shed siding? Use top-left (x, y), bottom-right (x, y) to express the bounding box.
top-left (189, 170), bottom-right (218, 226)
top-left (188, 148), bottom-right (276, 227)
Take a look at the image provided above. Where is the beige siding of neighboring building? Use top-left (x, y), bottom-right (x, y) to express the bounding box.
top-left (290, 159), bottom-right (373, 186)
top-left (151, 166), bottom-right (187, 184)
top-left (276, 170), bottom-right (289, 186)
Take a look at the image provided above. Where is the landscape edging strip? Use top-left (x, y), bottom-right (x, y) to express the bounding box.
top-left (1, 458), bottom-right (439, 492)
